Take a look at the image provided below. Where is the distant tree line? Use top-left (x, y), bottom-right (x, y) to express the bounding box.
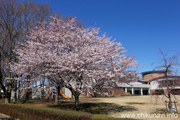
top-left (0, 0), bottom-right (52, 103)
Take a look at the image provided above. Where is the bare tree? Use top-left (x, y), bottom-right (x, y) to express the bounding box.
top-left (153, 48), bottom-right (180, 112)
top-left (154, 48), bottom-right (179, 76)
top-left (0, 0), bottom-right (52, 103)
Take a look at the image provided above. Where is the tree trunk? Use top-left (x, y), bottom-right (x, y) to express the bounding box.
top-left (75, 95), bottom-right (80, 111)
top-left (13, 81), bottom-right (17, 103)
top-left (4, 90), bottom-right (11, 103)
top-left (42, 78), bottom-right (45, 98)
top-left (0, 88), bottom-right (2, 99)
top-left (55, 86), bottom-right (60, 105)
top-left (66, 85), bottom-right (80, 111)
top-left (5, 98), bottom-right (10, 103)
top-left (0, 53), bottom-right (11, 103)
top-left (24, 90), bottom-right (29, 103)
top-left (18, 81), bottom-right (21, 100)
top-left (0, 84), bottom-right (11, 103)
top-left (168, 94), bottom-right (173, 112)
top-left (2, 86), bottom-right (11, 103)
top-left (13, 89), bottom-right (17, 103)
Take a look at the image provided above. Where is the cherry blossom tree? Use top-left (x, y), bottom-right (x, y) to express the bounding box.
top-left (10, 16), bottom-right (138, 110)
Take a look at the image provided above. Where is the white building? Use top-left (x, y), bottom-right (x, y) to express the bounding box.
top-left (150, 76), bottom-right (180, 95)
top-left (117, 80), bottom-right (150, 95)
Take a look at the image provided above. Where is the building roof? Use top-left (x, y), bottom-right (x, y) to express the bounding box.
top-left (116, 82), bottom-right (150, 88)
top-left (141, 70), bottom-right (166, 75)
top-left (149, 76), bottom-right (180, 82)
top-left (137, 79), bottom-right (148, 83)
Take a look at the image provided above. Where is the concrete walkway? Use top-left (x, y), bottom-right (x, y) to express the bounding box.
top-left (0, 113), bottom-right (15, 120)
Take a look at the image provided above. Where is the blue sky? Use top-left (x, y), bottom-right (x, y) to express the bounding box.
top-left (34, 0), bottom-right (180, 74)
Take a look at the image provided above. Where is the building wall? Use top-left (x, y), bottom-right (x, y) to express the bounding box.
top-left (150, 89), bottom-right (160, 95)
top-left (101, 88), bottom-right (131, 96)
top-left (150, 81), bottom-right (159, 90)
top-left (150, 80), bottom-right (180, 95)
top-left (143, 73), bottom-right (166, 81)
top-left (150, 89), bottom-right (180, 95)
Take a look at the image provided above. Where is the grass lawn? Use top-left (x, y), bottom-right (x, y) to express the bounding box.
top-left (79, 95), bottom-right (180, 120)
top-left (0, 95), bottom-right (180, 120)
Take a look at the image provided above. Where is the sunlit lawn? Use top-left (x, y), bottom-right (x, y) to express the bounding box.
top-left (79, 95), bottom-right (180, 120)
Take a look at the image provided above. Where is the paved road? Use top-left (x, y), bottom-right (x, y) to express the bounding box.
top-left (0, 113), bottom-right (15, 120)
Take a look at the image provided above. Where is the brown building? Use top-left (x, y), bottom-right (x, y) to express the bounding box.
top-left (141, 70), bottom-right (166, 82)
top-left (141, 70), bottom-right (167, 95)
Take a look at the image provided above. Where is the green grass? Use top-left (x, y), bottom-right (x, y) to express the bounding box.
top-left (0, 103), bottom-right (89, 117)
top-left (0, 103), bottom-right (128, 120)
top-left (2, 96), bottom-right (177, 120)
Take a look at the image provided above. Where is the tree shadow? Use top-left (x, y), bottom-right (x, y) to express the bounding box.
top-left (0, 118), bottom-right (15, 120)
top-left (48, 102), bottom-right (137, 114)
top-left (153, 108), bottom-right (168, 114)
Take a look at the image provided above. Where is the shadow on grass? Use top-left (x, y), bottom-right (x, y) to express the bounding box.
top-left (48, 102), bottom-right (137, 114)
top-left (153, 108), bottom-right (172, 114)
top-left (125, 102), bottom-right (146, 105)
top-left (0, 118), bottom-right (15, 120)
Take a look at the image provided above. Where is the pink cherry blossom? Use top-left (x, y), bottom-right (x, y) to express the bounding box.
top-left (10, 16), bottom-right (139, 110)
